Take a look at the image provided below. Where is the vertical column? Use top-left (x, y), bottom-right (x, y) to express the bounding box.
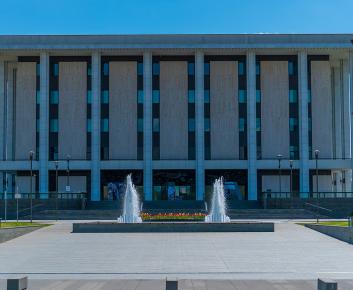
top-left (298, 51), bottom-right (309, 196)
top-left (350, 51), bottom-right (353, 193)
top-left (91, 52), bottom-right (101, 201)
top-left (0, 60), bottom-right (4, 194)
top-left (247, 51), bottom-right (257, 200)
top-left (195, 50), bottom-right (205, 201)
top-left (143, 52), bottom-right (153, 201)
top-left (39, 52), bottom-right (49, 197)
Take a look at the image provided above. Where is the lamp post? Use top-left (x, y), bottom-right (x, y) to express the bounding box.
top-left (29, 150), bottom-right (34, 223)
top-left (66, 155), bottom-right (70, 193)
top-left (277, 154), bottom-right (283, 197)
top-left (289, 160), bottom-right (293, 198)
top-left (314, 149), bottom-right (320, 223)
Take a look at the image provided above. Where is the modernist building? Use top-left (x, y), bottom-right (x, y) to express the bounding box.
top-left (0, 34), bottom-right (353, 202)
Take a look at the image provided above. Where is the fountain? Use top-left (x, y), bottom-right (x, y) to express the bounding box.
top-left (205, 177), bottom-right (230, 223)
top-left (117, 174), bottom-right (142, 223)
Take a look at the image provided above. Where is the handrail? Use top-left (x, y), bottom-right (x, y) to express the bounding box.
top-left (304, 202), bottom-right (333, 212)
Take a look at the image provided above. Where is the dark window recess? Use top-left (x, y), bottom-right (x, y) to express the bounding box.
top-left (152, 59), bottom-right (160, 160)
top-left (255, 61), bottom-right (261, 159)
top-left (204, 61), bottom-right (211, 159)
top-left (188, 61), bottom-right (196, 160)
top-left (288, 58), bottom-right (299, 160)
top-left (137, 61), bottom-right (143, 160)
top-left (238, 60), bottom-right (247, 160)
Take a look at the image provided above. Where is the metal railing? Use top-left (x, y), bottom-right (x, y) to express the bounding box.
top-left (0, 192), bottom-right (86, 200)
top-left (263, 192), bottom-right (353, 199)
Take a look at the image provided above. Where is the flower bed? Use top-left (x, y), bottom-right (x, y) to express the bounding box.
top-left (141, 212), bottom-right (206, 221)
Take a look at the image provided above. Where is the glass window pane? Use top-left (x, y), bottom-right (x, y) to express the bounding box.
top-left (103, 63), bottom-right (109, 76)
top-left (50, 90), bottom-right (59, 104)
top-left (50, 119), bottom-right (58, 132)
top-left (288, 61), bottom-right (294, 75)
top-left (256, 118), bottom-right (261, 132)
top-left (87, 65), bottom-right (92, 76)
top-left (204, 90), bottom-right (210, 103)
top-left (36, 63), bottom-right (40, 76)
top-left (188, 62), bottom-right (195, 75)
top-left (153, 63), bottom-right (160, 75)
top-left (137, 63), bottom-right (143, 76)
top-left (256, 90), bottom-right (261, 103)
top-left (101, 90), bottom-right (109, 104)
top-left (239, 90), bottom-right (246, 103)
top-left (289, 90), bottom-right (297, 103)
top-left (204, 118), bottom-right (210, 132)
top-left (137, 118), bottom-right (143, 132)
top-left (101, 119), bottom-right (109, 132)
top-left (308, 90), bottom-right (312, 102)
top-left (239, 118), bottom-right (245, 132)
top-left (238, 62), bottom-right (245, 75)
top-left (152, 90), bottom-right (160, 103)
top-left (204, 63), bottom-right (210, 75)
top-left (289, 118), bottom-right (298, 131)
top-left (153, 118), bottom-right (160, 132)
top-left (87, 90), bottom-right (92, 104)
top-left (36, 90), bottom-right (40, 104)
top-left (188, 90), bottom-right (195, 103)
top-left (53, 63), bottom-right (59, 77)
top-left (256, 62), bottom-right (260, 75)
top-left (87, 119), bottom-right (92, 132)
top-left (188, 118), bottom-right (195, 132)
top-left (138, 90), bottom-right (144, 104)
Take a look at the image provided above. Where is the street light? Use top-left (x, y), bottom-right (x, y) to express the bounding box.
top-left (29, 150), bottom-right (34, 223)
top-left (277, 154), bottom-right (283, 196)
top-left (66, 155), bottom-right (71, 193)
top-left (289, 160), bottom-right (293, 198)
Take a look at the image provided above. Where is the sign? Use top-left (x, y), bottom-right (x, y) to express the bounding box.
top-left (15, 193), bottom-right (21, 199)
top-left (65, 186), bottom-right (71, 192)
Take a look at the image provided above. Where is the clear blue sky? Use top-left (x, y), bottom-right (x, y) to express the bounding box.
top-left (1, 0), bottom-right (352, 35)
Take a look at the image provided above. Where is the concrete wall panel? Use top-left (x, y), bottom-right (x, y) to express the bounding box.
top-left (15, 62), bottom-right (37, 160)
top-left (58, 62), bottom-right (87, 160)
top-left (262, 175), bottom-right (290, 193)
top-left (109, 61), bottom-right (137, 159)
top-left (312, 174), bottom-right (332, 192)
top-left (261, 61), bottom-right (289, 159)
top-left (210, 61), bottom-right (239, 159)
top-left (58, 176), bottom-right (86, 192)
top-left (15, 176), bottom-right (35, 194)
top-left (311, 61), bottom-right (333, 158)
top-left (160, 61), bottom-right (188, 159)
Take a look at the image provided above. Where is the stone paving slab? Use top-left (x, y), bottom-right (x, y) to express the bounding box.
top-left (1, 279), bottom-right (353, 290)
top-left (1, 221), bottom-right (353, 280)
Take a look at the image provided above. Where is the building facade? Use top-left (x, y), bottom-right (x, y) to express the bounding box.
top-left (0, 34), bottom-right (353, 202)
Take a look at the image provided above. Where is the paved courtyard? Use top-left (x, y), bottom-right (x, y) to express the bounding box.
top-left (0, 221), bottom-right (353, 282)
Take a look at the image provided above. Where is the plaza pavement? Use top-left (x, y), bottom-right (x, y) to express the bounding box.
top-left (0, 220), bottom-right (353, 282)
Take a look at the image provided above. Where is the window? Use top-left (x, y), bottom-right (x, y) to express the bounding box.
top-left (256, 118), bottom-right (261, 132)
top-left (152, 90), bottom-right (160, 103)
top-left (103, 62), bottom-right (109, 76)
top-left (204, 63), bottom-right (210, 75)
top-left (288, 61), bottom-right (294, 75)
top-left (289, 118), bottom-right (298, 131)
top-left (138, 90), bottom-right (144, 104)
top-left (87, 65), bottom-right (92, 76)
top-left (53, 63), bottom-right (59, 77)
top-left (50, 90), bottom-right (59, 104)
top-left (153, 63), bottom-right (160, 75)
top-left (204, 90), bottom-right (210, 103)
top-left (256, 90), bottom-right (261, 103)
top-left (188, 62), bottom-right (195, 75)
top-left (50, 119), bottom-right (58, 133)
top-left (153, 118), bottom-right (160, 132)
top-left (256, 62), bottom-right (260, 75)
top-left (238, 62), bottom-right (245, 75)
top-left (36, 120), bottom-right (40, 132)
top-left (137, 63), bottom-right (143, 76)
top-left (239, 90), bottom-right (246, 103)
top-left (36, 63), bottom-right (40, 76)
top-left (87, 90), bottom-right (92, 104)
top-left (101, 119), bottom-right (109, 132)
top-left (188, 90), bottom-right (195, 103)
top-left (137, 118), bottom-right (143, 132)
top-left (188, 118), bottom-right (195, 132)
top-left (308, 118), bottom-right (312, 131)
top-left (289, 90), bottom-right (298, 103)
top-left (87, 119), bottom-right (92, 133)
top-left (101, 90), bottom-right (109, 104)
top-left (204, 118), bottom-right (210, 132)
top-left (239, 118), bottom-right (245, 132)
top-left (36, 90), bottom-right (40, 104)
top-left (308, 90), bottom-right (312, 102)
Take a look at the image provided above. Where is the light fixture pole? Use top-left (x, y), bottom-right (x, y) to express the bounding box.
top-left (277, 154), bottom-right (283, 196)
top-left (29, 150), bottom-right (34, 223)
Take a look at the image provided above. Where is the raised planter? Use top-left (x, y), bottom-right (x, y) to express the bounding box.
top-left (72, 221), bottom-right (274, 233)
top-left (305, 224), bottom-right (353, 244)
top-left (0, 226), bottom-right (41, 243)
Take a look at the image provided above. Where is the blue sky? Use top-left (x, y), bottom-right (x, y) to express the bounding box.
top-left (0, 0), bottom-right (352, 35)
